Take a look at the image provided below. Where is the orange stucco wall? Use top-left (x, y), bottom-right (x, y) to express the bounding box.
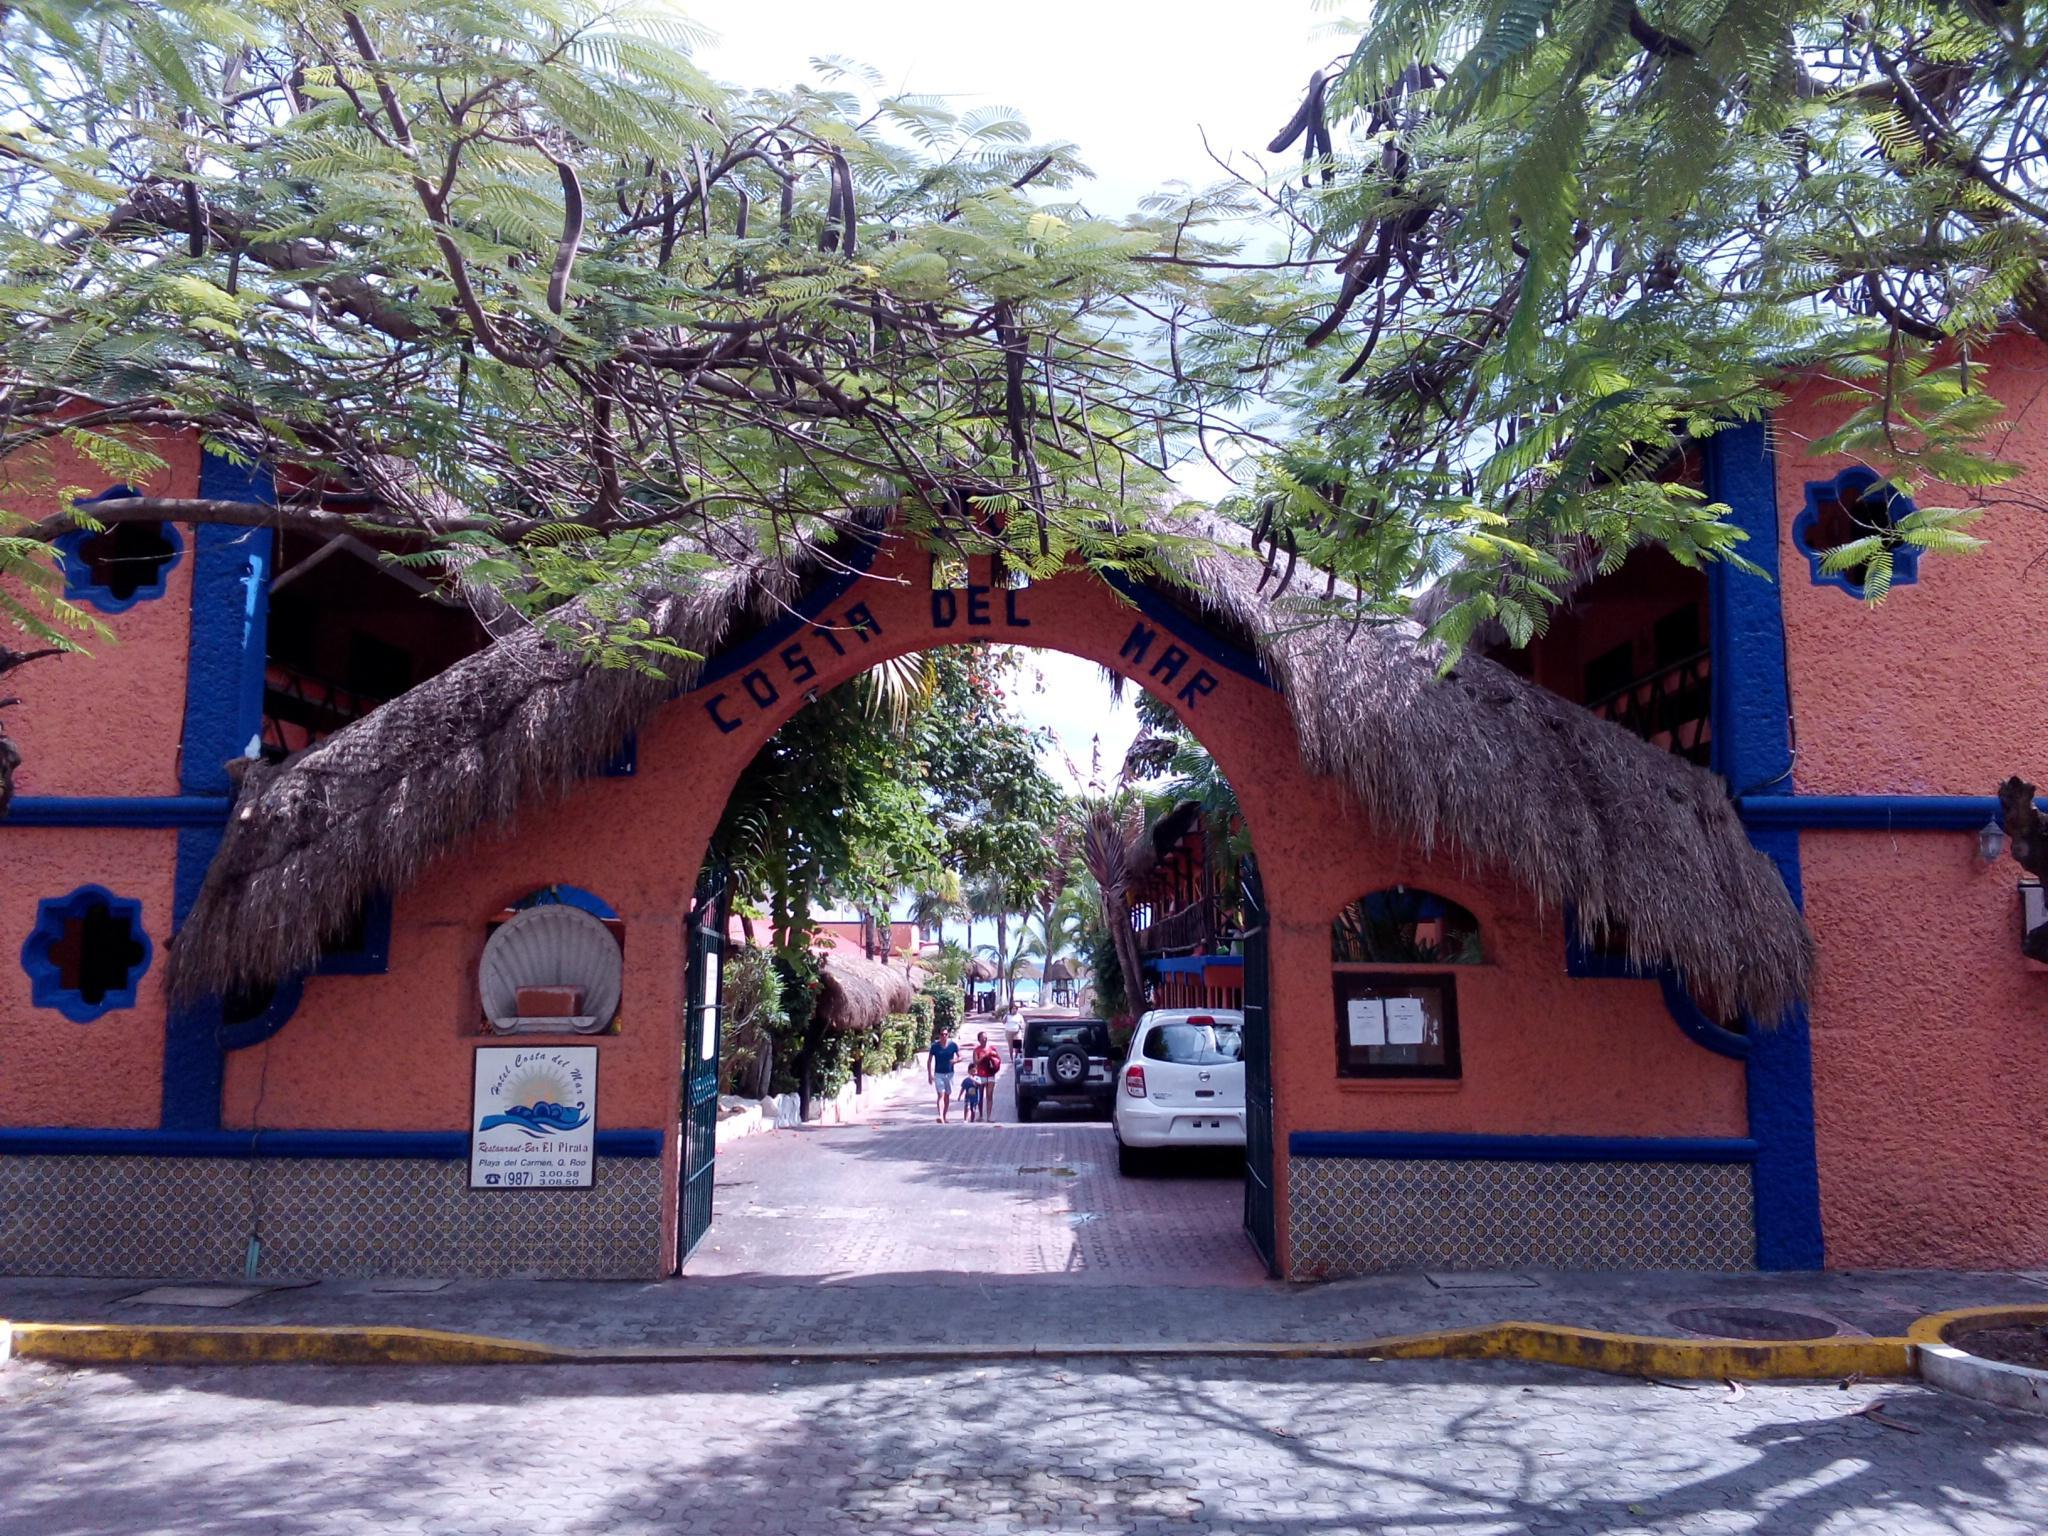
top-left (0, 828), bottom-right (176, 1126)
top-left (1773, 333), bottom-right (2048, 1269)
top-left (1800, 830), bottom-right (2048, 1267)
top-left (214, 543), bottom-right (1743, 1270)
top-left (1, 428), bottom-right (201, 797)
top-left (1773, 336), bottom-right (2048, 797)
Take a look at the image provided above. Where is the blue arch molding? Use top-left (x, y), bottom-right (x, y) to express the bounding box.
top-left (161, 448), bottom-right (276, 1131)
top-left (214, 973), bottom-right (306, 1052)
top-left (1703, 422), bottom-right (1824, 1270)
top-left (20, 885), bottom-right (154, 1023)
top-left (1791, 467), bottom-right (1920, 596)
top-left (55, 487), bottom-right (186, 613)
top-left (1563, 911), bottom-right (1750, 1061)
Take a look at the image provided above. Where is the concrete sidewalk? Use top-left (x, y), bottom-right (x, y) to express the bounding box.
top-left (4, 1267), bottom-right (2044, 1358)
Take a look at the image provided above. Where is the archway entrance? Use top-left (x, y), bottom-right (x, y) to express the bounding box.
top-left (671, 627), bottom-right (1277, 1282)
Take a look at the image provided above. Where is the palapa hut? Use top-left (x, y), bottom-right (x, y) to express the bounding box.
top-left (1043, 956), bottom-right (1078, 1006)
top-left (13, 360), bottom-right (2048, 1280)
top-left (815, 949), bottom-right (915, 1034)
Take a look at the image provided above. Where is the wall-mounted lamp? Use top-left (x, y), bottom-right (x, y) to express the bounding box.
top-left (1978, 817), bottom-right (2010, 865)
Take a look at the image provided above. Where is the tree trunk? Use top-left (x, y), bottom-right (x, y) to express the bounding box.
top-left (996, 911), bottom-right (1009, 1006)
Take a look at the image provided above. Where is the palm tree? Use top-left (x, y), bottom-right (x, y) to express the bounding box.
top-left (1080, 794), bottom-right (1147, 1021)
top-left (963, 872), bottom-right (1010, 1010)
top-left (1026, 814), bottom-right (1083, 1001)
top-left (907, 871), bottom-right (963, 944)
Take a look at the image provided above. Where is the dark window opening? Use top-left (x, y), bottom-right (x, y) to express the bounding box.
top-left (345, 631), bottom-right (414, 698)
top-left (263, 531), bottom-right (487, 760)
top-left (75, 520), bottom-right (179, 602)
top-left (1582, 642), bottom-right (1636, 704)
top-left (1653, 606), bottom-right (1700, 668)
top-left (46, 898), bottom-right (148, 1007)
top-left (1331, 887), bottom-right (1483, 965)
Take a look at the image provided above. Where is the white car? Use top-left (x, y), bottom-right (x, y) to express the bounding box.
top-left (1112, 1008), bottom-right (1247, 1175)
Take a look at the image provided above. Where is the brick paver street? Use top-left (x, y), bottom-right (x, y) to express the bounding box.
top-left (689, 1055), bottom-right (1265, 1283)
top-left (4, 1355), bottom-right (2044, 1534)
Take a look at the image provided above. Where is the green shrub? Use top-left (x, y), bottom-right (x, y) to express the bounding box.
top-left (922, 980), bottom-right (960, 1039)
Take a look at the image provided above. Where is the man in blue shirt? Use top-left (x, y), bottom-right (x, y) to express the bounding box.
top-left (927, 1027), bottom-right (961, 1122)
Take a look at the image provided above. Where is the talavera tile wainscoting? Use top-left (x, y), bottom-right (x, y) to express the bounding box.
top-left (0, 1155), bottom-right (666, 1278)
top-left (1286, 1155), bottom-right (1756, 1278)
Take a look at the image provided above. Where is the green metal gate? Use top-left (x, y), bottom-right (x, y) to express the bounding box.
top-left (1239, 858), bottom-right (1277, 1274)
top-left (678, 867), bottom-right (727, 1267)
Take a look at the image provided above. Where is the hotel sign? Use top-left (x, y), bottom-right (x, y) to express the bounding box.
top-left (469, 1046), bottom-right (597, 1190)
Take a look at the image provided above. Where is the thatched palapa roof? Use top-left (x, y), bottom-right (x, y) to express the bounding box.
top-left (816, 949), bottom-right (915, 1033)
top-left (171, 512), bottom-right (1813, 1022)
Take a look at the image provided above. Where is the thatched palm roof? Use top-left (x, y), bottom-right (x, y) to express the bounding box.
top-left (171, 512), bottom-right (1812, 1021)
top-left (965, 956), bottom-right (998, 982)
top-left (816, 949), bottom-right (915, 1033)
top-left (1045, 956), bottom-right (1079, 981)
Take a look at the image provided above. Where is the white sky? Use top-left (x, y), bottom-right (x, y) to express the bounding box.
top-left (681, 1), bottom-right (1344, 220)
top-left (685, 0), bottom-right (1335, 945)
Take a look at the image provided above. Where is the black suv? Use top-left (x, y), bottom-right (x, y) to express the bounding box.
top-left (1015, 1017), bottom-right (1116, 1121)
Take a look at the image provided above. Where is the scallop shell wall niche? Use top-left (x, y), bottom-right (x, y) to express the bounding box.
top-left (480, 903), bottom-right (621, 1033)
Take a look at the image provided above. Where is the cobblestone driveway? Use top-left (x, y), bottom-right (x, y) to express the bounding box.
top-left (3, 1356), bottom-right (2044, 1534)
top-left (689, 1062), bottom-right (1263, 1283)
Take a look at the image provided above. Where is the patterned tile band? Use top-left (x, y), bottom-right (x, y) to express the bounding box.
top-left (1286, 1157), bottom-right (1755, 1279)
top-left (0, 1156), bottom-right (666, 1278)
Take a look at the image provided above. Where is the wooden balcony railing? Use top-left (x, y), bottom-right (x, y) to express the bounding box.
top-left (261, 663), bottom-right (384, 760)
top-left (1134, 901), bottom-right (1214, 957)
top-left (1587, 648), bottom-right (1712, 767)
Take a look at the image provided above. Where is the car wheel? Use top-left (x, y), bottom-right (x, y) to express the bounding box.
top-left (1016, 1092), bottom-right (1037, 1123)
top-left (1117, 1141), bottom-right (1149, 1177)
top-left (1047, 1044), bottom-right (1087, 1089)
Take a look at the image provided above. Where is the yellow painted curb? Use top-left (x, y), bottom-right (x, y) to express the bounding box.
top-left (1362, 1322), bottom-right (1912, 1381)
top-left (1907, 1305), bottom-right (2048, 1349)
top-left (3, 1322), bottom-right (568, 1367)
top-left (3, 1317), bottom-right (1916, 1379)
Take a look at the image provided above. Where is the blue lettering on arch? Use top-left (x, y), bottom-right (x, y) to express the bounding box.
top-left (1149, 645), bottom-right (1189, 688)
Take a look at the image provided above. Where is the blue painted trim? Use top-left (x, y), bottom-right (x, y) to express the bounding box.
top-left (19, 884), bottom-right (154, 1023)
top-left (1144, 954), bottom-right (1242, 975)
top-left (1103, 571), bottom-right (1272, 687)
top-left (1562, 907), bottom-right (1643, 980)
top-left (313, 891), bottom-right (393, 976)
top-left (1738, 794), bottom-right (2018, 831)
top-left (1288, 1131), bottom-right (1760, 1164)
top-left (215, 973), bottom-right (305, 1052)
top-left (1563, 909), bottom-right (1750, 1060)
top-left (161, 450), bottom-right (276, 1132)
top-left (1704, 424), bottom-right (1824, 1270)
top-left (692, 527), bottom-right (883, 690)
top-left (0, 1127), bottom-right (666, 1159)
top-left (1, 794), bottom-right (233, 828)
top-left (1656, 971), bottom-right (1752, 1062)
top-left (512, 884), bottom-right (619, 921)
top-left (55, 487), bottom-right (185, 612)
top-left (1791, 467), bottom-right (1920, 596)
top-left (182, 451), bottom-right (274, 794)
top-left (1704, 423), bottom-right (1795, 799)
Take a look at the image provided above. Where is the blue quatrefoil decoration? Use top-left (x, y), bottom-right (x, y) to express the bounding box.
top-left (54, 486), bottom-right (184, 613)
top-left (1792, 467), bottom-right (1920, 596)
top-left (21, 885), bottom-right (153, 1023)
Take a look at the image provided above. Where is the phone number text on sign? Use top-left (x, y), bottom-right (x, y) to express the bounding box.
top-left (470, 1045), bottom-right (598, 1190)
